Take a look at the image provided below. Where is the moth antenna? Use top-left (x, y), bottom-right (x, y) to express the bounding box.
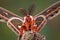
top-left (19, 8), bottom-right (28, 16)
top-left (28, 3), bottom-right (35, 15)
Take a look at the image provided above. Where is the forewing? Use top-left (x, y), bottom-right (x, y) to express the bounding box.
top-left (0, 7), bottom-right (23, 35)
top-left (34, 1), bottom-right (60, 31)
top-left (35, 1), bottom-right (60, 20)
top-left (0, 7), bottom-right (23, 21)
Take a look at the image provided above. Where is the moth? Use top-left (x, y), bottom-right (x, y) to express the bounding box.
top-left (0, 1), bottom-right (60, 40)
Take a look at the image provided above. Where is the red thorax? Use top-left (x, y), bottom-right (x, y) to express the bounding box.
top-left (19, 15), bottom-right (38, 35)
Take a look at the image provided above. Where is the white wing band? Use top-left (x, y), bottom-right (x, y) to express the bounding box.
top-left (35, 15), bottom-right (46, 20)
top-left (7, 17), bottom-right (23, 28)
top-left (6, 17), bottom-right (23, 35)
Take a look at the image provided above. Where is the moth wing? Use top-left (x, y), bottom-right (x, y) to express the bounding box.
top-left (35, 1), bottom-right (60, 20)
top-left (0, 7), bottom-right (23, 35)
top-left (34, 1), bottom-right (60, 30)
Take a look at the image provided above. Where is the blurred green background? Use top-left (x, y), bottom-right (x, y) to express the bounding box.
top-left (0, 0), bottom-right (60, 40)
